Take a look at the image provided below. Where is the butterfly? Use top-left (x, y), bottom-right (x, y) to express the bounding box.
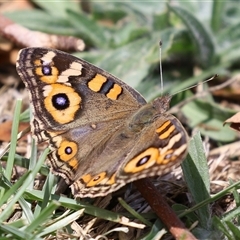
top-left (16, 47), bottom-right (188, 198)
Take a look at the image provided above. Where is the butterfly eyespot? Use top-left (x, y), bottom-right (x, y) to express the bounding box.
top-left (42, 65), bottom-right (51, 75)
top-left (137, 156), bottom-right (150, 166)
top-left (52, 93), bottom-right (70, 110)
top-left (164, 153), bottom-right (174, 159)
top-left (85, 172), bottom-right (107, 187)
top-left (58, 140), bottom-right (78, 161)
top-left (124, 148), bottom-right (159, 173)
top-left (43, 84), bottom-right (81, 124)
top-left (93, 175), bottom-right (101, 181)
top-left (65, 146), bottom-right (73, 155)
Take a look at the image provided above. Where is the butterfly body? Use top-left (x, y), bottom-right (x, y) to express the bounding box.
top-left (16, 48), bottom-right (188, 198)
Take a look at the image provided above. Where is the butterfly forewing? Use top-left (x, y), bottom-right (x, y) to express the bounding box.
top-left (16, 48), bottom-right (146, 132)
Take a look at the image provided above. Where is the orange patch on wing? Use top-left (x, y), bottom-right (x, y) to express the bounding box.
top-left (34, 59), bottom-right (41, 66)
top-left (107, 173), bottom-right (116, 185)
top-left (88, 74), bottom-right (107, 92)
top-left (106, 83), bottom-right (122, 100)
top-left (81, 174), bottom-right (92, 184)
top-left (158, 125), bottom-right (175, 140)
top-left (156, 120), bottom-right (171, 134)
top-left (68, 158), bottom-right (78, 169)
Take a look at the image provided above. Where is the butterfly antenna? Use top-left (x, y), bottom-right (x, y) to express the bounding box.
top-left (170, 74), bottom-right (218, 97)
top-left (159, 41), bottom-right (163, 96)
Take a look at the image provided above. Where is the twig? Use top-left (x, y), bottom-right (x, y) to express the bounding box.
top-left (0, 14), bottom-right (85, 51)
top-left (134, 179), bottom-right (197, 240)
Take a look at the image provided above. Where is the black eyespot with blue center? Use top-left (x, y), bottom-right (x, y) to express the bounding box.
top-left (52, 93), bottom-right (69, 110)
top-left (42, 65), bottom-right (51, 75)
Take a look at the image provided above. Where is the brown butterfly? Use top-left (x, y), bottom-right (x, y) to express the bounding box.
top-left (16, 47), bottom-right (188, 198)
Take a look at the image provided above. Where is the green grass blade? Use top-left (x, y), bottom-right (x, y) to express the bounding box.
top-left (24, 201), bottom-right (60, 233)
top-left (169, 5), bottom-right (216, 67)
top-left (34, 172), bottom-right (57, 217)
top-left (0, 172), bottom-right (35, 222)
top-left (118, 198), bottom-right (152, 226)
top-left (181, 132), bottom-right (211, 229)
top-left (0, 171), bottom-right (30, 207)
top-left (24, 189), bottom-right (144, 228)
top-left (37, 209), bottom-right (84, 237)
top-left (225, 221), bottom-right (240, 238)
top-left (212, 216), bottom-right (233, 240)
top-left (32, 0), bottom-right (81, 18)
top-left (5, 100), bottom-right (22, 180)
top-left (27, 139), bottom-right (37, 191)
top-left (211, 0), bottom-right (227, 33)
top-left (67, 9), bottom-right (108, 48)
top-left (0, 223), bottom-right (40, 240)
